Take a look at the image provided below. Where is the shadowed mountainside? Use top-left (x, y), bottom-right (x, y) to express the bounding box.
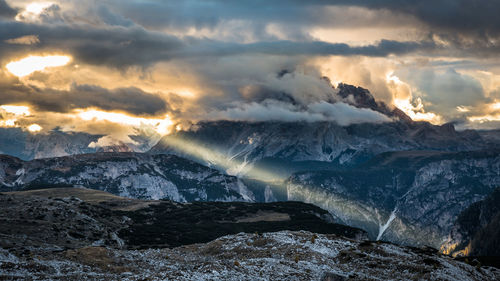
top-left (0, 188), bottom-right (366, 250)
top-left (444, 188), bottom-right (500, 257)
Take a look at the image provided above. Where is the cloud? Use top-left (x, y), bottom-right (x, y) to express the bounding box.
top-left (0, 21), bottom-right (185, 68)
top-left (0, 78), bottom-right (169, 116)
top-left (106, 0), bottom-right (500, 49)
top-left (343, 0), bottom-right (500, 36)
top-left (4, 35), bottom-right (39, 45)
top-left (0, 19), bottom-right (440, 70)
top-left (205, 101), bottom-right (325, 122)
top-left (0, 0), bottom-right (499, 131)
top-left (189, 39), bottom-right (437, 58)
top-left (0, 0), bottom-right (16, 18)
top-left (395, 68), bottom-right (487, 115)
top-left (204, 100), bottom-right (391, 125)
top-left (88, 135), bottom-right (132, 148)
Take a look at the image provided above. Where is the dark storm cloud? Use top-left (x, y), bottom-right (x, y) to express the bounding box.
top-left (0, 21), bottom-right (186, 68)
top-left (339, 0), bottom-right (500, 35)
top-left (104, 0), bottom-right (500, 60)
top-left (210, 39), bottom-right (436, 57)
top-left (0, 20), bottom-right (440, 68)
top-left (0, 78), bottom-right (169, 116)
top-left (0, 0), bottom-right (16, 18)
top-left (108, 0), bottom-right (411, 30)
top-left (109, 0), bottom-right (500, 34)
top-left (0, 0), bottom-right (497, 69)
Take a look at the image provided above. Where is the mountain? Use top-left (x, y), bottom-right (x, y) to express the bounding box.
top-left (0, 127), bottom-right (160, 160)
top-left (150, 85), bottom-right (487, 179)
top-left (478, 129), bottom-right (500, 148)
top-left (150, 120), bottom-right (487, 180)
top-left (336, 83), bottom-right (413, 123)
top-left (0, 153), bottom-right (255, 202)
top-left (286, 149), bottom-right (500, 248)
top-left (1, 82), bottom-right (499, 262)
top-left (0, 128), bottom-right (100, 160)
top-left (1, 188), bottom-right (497, 280)
top-left (147, 84), bottom-right (500, 251)
top-left (443, 187), bottom-right (500, 257)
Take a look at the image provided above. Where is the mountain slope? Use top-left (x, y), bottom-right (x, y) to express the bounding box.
top-left (151, 121), bottom-right (487, 180)
top-left (286, 149), bottom-right (500, 248)
top-left (0, 188), bottom-right (365, 250)
top-left (0, 128), bottom-right (160, 160)
top-left (444, 187), bottom-right (500, 257)
top-left (0, 153), bottom-right (253, 202)
top-left (1, 188), bottom-right (497, 280)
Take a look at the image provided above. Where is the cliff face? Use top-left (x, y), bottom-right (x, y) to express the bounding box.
top-left (0, 153), bottom-right (252, 202)
top-left (443, 188), bottom-right (500, 257)
top-left (150, 120), bottom-right (486, 180)
top-left (286, 150), bottom-right (500, 248)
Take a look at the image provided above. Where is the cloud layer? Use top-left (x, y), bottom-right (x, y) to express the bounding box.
top-left (0, 0), bottom-right (499, 140)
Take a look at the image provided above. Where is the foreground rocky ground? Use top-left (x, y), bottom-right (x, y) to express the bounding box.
top-left (0, 188), bottom-right (499, 280)
top-left (1, 231), bottom-right (499, 280)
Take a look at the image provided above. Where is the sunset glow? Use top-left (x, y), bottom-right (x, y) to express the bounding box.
top-left (15, 2), bottom-right (55, 22)
top-left (0, 0), bottom-right (498, 134)
top-left (393, 98), bottom-right (441, 123)
top-left (76, 109), bottom-right (174, 135)
top-left (27, 124), bottom-right (42, 132)
top-left (0, 105), bottom-right (31, 116)
top-left (6, 55), bottom-right (71, 77)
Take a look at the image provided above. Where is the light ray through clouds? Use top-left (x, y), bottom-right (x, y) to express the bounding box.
top-left (158, 134), bottom-right (437, 242)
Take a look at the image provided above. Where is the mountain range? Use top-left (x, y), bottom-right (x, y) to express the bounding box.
top-left (0, 83), bottom-right (499, 258)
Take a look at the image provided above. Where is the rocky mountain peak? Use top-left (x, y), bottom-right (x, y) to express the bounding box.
top-left (336, 83), bottom-right (412, 122)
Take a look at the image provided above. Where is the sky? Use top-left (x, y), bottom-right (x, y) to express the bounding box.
top-left (1, 0), bottom-right (500, 146)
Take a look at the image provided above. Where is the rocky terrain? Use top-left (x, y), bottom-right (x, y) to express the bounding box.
top-left (0, 153), bottom-right (252, 202)
top-left (1, 188), bottom-right (498, 280)
top-left (0, 128), bottom-right (99, 160)
top-left (0, 142), bottom-right (498, 252)
top-left (0, 188), bottom-right (365, 250)
top-left (151, 120), bottom-right (486, 179)
top-left (145, 87), bottom-right (500, 252)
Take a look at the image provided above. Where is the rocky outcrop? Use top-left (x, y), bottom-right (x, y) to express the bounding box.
top-left (0, 153), bottom-right (251, 202)
top-left (443, 188), bottom-right (500, 257)
top-left (150, 120), bottom-right (488, 180)
top-left (286, 149), bottom-right (500, 248)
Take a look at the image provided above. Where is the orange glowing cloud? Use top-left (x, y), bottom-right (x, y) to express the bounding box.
top-left (75, 109), bottom-right (174, 135)
top-left (6, 55), bottom-right (71, 77)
